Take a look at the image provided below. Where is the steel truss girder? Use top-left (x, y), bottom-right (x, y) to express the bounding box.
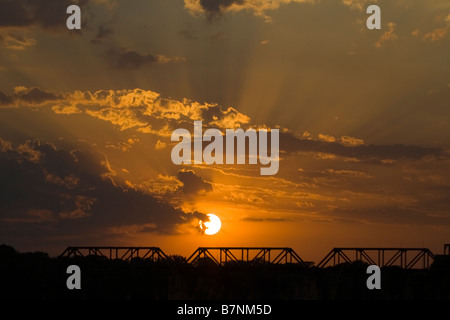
top-left (317, 248), bottom-right (435, 269)
top-left (186, 247), bottom-right (306, 266)
top-left (59, 246), bottom-right (169, 262)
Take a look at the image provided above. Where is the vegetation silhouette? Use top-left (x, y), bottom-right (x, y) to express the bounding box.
top-left (0, 244), bottom-right (449, 300)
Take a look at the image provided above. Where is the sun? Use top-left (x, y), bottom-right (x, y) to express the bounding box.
top-left (199, 214), bottom-right (222, 235)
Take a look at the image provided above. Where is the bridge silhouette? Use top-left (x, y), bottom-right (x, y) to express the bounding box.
top-left (59, 244), bottom-right (450, 269)
top-left (316, 248), bottom-right (435, 269)
top-left (59, 246), bottom-right (169, 261)
top-left (186, 247), bottom-right (307, 266)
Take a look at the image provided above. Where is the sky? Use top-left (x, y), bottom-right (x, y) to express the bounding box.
top-left (0, 0), bottom-right (449, 263)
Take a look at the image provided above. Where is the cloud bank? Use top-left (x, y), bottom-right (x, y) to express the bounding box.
top-left (0, 138), bottom-right (208, 248)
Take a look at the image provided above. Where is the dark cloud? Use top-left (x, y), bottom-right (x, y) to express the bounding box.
top-left (110, 48), bottom-right (158, 69)
top-left (178, 22), bottom-right (198, 40)
top-left (281, 132), bottom-right (446, 161)
top-left (0, 139), bottom-right (208, 249)
top-left (241, 216), bottom-right (291, 222)
top-left (0, 31), bottom-right (37, 49)
top-left (0, 87), bottom-right (62, 106)
top-left (200, 104), bottom-right (224, 122)
top-left (0, 0), bottom-right (32, 27)
top-left (176, 169), bottom-right (213, 195)
top-left (0, 0), bottom-right (88, 30)
top-left (16, 87), bottom-right (61, 104)
top-left (106, 47), bottom-right (184, 69)
top-left (199, 0), bottom-right (244, 21)
top-left (91, 25), bottom-right (113, 44)
top-left (0, 91), bottom-right (13, 105)
top-left (209, 31), bottom-right (226, 43)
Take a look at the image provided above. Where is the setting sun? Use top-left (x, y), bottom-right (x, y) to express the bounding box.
top-left (200, 214), bottom-right (222, 235)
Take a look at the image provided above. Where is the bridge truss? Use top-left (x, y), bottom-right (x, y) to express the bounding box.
top-left (317, 248), bottom-right (435, 269)
top-left (186, 247), bottom-right (306, 266)
top-left (59, 246), bottom-right (443, 269)
top-left (59, 246), bottom-right (169, 262)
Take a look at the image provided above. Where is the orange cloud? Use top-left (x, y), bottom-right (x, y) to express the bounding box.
top-left (341, 0), bottom-right (376, 11)
top-left (318, 133), bottom-right (336, 143)
top-left (340, 136), bottom-right (364, 146)
top-left (155, 140), bottom-right (167, 150)
top-left (375, 22), bottom-right (398, 48)
top-left (52, 105), bottom-right (82, 115)
top-left (184, 0), bottom-right (316, 22)
top-left (184, 0), bottom-right (381, 22)
top-left (0, 29), bottom-right (36, 50)
top-left (423, 28), bottom-right (447, 41)
top-left (35, 88), bottom-right (252, 135)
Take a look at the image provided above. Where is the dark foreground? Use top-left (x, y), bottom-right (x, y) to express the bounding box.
top-left (1, 245), bottom-right (449, 300)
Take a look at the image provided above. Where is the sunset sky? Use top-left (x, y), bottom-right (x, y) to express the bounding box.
top-left (0, 0), bottom-right (449, 263)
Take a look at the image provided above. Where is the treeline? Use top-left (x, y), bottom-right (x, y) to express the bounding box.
top-left (1, 244), bottom-right (449, 300)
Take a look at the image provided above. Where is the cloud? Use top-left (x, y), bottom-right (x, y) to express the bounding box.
top-left (105, 140), bottom-right (135, 152)
top-left (322, 169), bottom-right (374, 179)
top-left (15, 87), bottom-right (62, 104)
top-left (281, 131), bottom-right (446, 162)
top-left (341, 0), bottom-right (375, 11)
top-left (178, 22), bottom-right (198, 40)
top-left (155, 140), bottom-right (167, 150)
top-left (340, 136), bottom-right (364, 146)
top-left (184, 0), bottom-right (316, 22)
top-left (423, 28), bottom-right (447, 41)
top-left (91, 25), bottom-right (113, 44)
top-left (318, 133), bottom-right (336, 143)
top-left (0, 90), bottom-right (13, 105)
top-left (106, 46), bottom-right (185, 69)
top-left (52, 105), bottom-right (82, 115)
top-left (190, 0), bottom-right (244, 21)
top-left (184, 0), bottom-right (377, 22)
top-left (375, 22), bottom-right (398, 48)
top-left (0, 0), bottom-right (89, 30)
top-left (423, 13), bottom-right (450, 41)
top-left (331, 205), bottom-right (450, 226)
top-left (143, 174), bottom-right (183, 196)
top-left (208, 106), bottom-right (250, 128)
top-left (0, 87), bottom-right (62, 106)
top-left (209, 31), bottom-right (226, 43)
top-left (6, 86), bottom-right (447, 166)
top-left (0, 30), bottom-right (36, 50)
top-left (6, 87), bottom-right (250, 134)
top-left (0, 139), bottom-right (208, 247)
top-left (241, 216), bottom-right (291, 222)
top-left (176, 169), bottom-right (213, 195)
top-left (2, 83), bottom-right (450, 238)
top-left (0, 1), bottom-right (29, 28)
top-left (85, 107), bottom-right (149, 131)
